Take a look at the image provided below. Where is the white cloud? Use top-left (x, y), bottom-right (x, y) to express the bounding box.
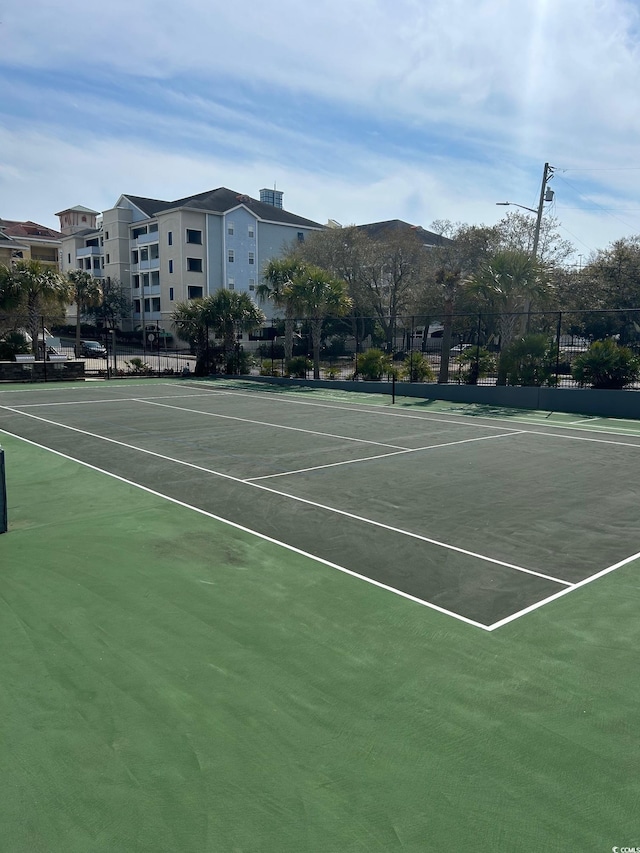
top-left (1, 0), bottom-right (640, 257)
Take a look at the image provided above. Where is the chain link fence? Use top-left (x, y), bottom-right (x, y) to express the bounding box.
top-left (2, 309), bottom-right (640, 387)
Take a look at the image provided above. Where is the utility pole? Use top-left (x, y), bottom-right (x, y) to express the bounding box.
top-left (531, 162), bottom-right (554, 260)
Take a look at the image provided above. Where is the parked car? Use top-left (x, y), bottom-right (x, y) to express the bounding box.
top-left (450, 343), bottom-right (474, 354)
top-left (79, 340), bottom-right (107, 358)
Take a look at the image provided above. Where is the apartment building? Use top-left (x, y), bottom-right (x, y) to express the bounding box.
top-left (0, 218), bottom-right (63, 268)
top-left (58, 188), bottom-right (323, 330)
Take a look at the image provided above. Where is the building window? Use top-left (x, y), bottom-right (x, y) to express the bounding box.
top-left (297, 232), bottom-right (305, 242)
top-left (228, 249), bottom-right (234, 263)
top-left (134, 299), bottom-right (140, 314)
top-left (168, 231), bottom-right (173, 246)
top-left (144, 298), bottom-right (150, 313)
top-left (140, 247), bottom-right (149, 262)
top-left (187, 257), bottom-right (203, 272)
top-left (169, 287), bottom-right (174, 301)
top-left (188, 286), bottom-right (203, 299)
top-left (249, 283), bottom-right (255, 292)
top-left (248, 252), bottom-right (254, 265)
top-left (169, 259), bottom-right (173, 274)
top-left (227, 222), bottom-right (234, 236)
top-left (248, 225), bottom-right (254, 238)
top-left (186, 229), bottom-right (202, 244)
top-left (149, 223), bottom-right (158, 233)
top-left (93, 258), bottom-right (100, 269)
top-left (142, 273), bottom-right (150, 288)
top-left (67, 253), bottom-right (71, 264)
top-left (105, 231), bottom-right (109, 240)
top-left (133, 275), bottom-right (140, 289)
top-left (106, 253), bottom-right (110, 264)
top-left (151, 271), bottom-right (160, 287)
top-left (131, 250), bottom-right (139, 265)
top-left (150, 244), bottom-right (159, 260)
top-left (132, 226), bottom-right (147, 239)
top-left (152, 298), bottom-right (161, 312)
top-left (227, 278), bottom-right (235, 290)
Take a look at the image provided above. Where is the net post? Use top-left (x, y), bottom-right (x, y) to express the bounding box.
top-left (0, 446), bottom-right (7, 534)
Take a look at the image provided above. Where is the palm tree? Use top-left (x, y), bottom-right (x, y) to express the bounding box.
top-left (466, 250), bottom-right (550, 384)
top-left (203, 290), bottom-right (265, 373)
top-left (67, 269), bottom-right (103, 357)
top-left (171, 299), bottom-right (211, 375)
top-left (172, 291), bottom-right (265, 376)
top-left (257, 259), bottom-right (304, 362)
top-left (290, 265), bottom-right (351, 379)
top-left (0, 260), bottom-right (70, 357)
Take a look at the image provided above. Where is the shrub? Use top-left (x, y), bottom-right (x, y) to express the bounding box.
top-left (355, 348), bottom-right (393, 380)
top-left (401, 351), bottom-right (434, 382)
top-left (572, 339), bottom-right (640, 389)
top-left (0, 331), bottom-right (30, 361)
top-left (499, 335), bottom-right (557, 387)
top-left (286, 356), bottom-right (312, 378)
top-left (456, 346), bottom-right (495, 384)
top-left (225, 349), bottom-right (255, 375)
top-left (259, 360), bottom-right (280, 377)
top-left (125, 357), bottom-right (151, 374)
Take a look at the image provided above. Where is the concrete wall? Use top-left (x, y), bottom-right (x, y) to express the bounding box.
top-left (233, 376), bottom-right (640, 419)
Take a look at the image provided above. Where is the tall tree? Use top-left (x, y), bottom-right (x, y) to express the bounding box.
top-left (84, 276), bottom-right (131, 330)
top-left (204, 289), bottom-right (265, 371)
top-left (289, 265), bottom-right (351, 379)
top-left (67, 269), bottom-right (103, 356)
top-left (172, 290), bottom-right (265, 376)
top-left (465, 250), bottom-right (552, 384)
top-left (0, 260), bottom-right (70, 356)
top-left (171, 299), bottom-right (210, 375)
top-left (258, 259), bottom-right (304, 362)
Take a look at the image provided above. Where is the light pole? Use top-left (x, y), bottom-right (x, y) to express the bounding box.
top-left (496, 162), bottom-right (555, 331)
top-left (496, 162), bottom-right (555, 261)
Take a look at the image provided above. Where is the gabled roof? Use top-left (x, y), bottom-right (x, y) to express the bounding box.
top-left (121, 188), bottom-right (323, 229)
top-left (356, 219), bottom-right (452, 246)
top-left (55, 205), bottom-right (100, 216)
top-left (0, 218), bottom-right (62, 240)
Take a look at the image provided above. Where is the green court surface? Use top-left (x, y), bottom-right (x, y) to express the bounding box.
top-left (1, 378), bottom-right (640, 852)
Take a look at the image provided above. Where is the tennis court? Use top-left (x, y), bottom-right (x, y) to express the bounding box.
top-left (1, 378), bottom-right (640, 851)
top-left (2, 377), bottom-right (640, 630)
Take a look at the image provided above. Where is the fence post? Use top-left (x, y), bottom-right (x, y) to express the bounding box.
top-left (555, 311), bottom-right (562, 386)
top-left (42, 316), bottom-right (48, 382)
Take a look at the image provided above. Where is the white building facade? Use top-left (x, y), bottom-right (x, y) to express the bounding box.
top-left (58, 188), bottom-right (323, 331)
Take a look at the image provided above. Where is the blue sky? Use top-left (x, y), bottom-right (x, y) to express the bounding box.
top-left (2, 0), bottom-right (640, 262)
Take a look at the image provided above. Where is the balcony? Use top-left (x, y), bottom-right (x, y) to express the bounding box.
top-left (134, 232), bottom-right (159, 246)
top-left (76, 246), bottom-right (102, 258)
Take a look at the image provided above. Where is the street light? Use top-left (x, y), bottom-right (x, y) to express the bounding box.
top-left (496, 162), bottom-right (555, 331)
top-left (496, 162), bottom-right (555, 261)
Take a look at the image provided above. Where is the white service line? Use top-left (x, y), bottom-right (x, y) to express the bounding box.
top-left (487, 548), bottom-right (640, 631)
top-left (189, 382), bottom-right (640, 440)
top-left (0, 427), bottom-right (491, 632)
top-left (8, 392), bottom-right (226, 409)
top-left (244, 431), bottom-right (523, 481)
top-left (134, 398), bottom-right (408, 450)
top-left (0, 406), bottom-right (567, 586)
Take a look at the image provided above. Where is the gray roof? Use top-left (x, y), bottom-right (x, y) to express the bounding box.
top-left (123, 188), bottom-right (323, 229)
top-left (357, 219), bottom-right (452, 246)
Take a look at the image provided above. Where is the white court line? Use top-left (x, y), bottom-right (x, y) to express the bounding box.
top-left (244, 431), bottom-right (523, 481)
top-left (0, 405), bottom-right (569, 586)
top-left (487, 549), bottom-right (640, 631)
top-left (0, 428), bottom-right (491, 632)
top-left (134, 398), bottom-right (408, 450)
top-left (182, 382), bottom-right (640, 440)
top-left (7, 393), bottom-right (227, 409)
top-left (565, 416), bottom-right (602, 425)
